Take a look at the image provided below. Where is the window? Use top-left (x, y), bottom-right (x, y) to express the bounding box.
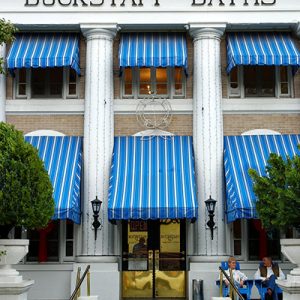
top-left (121, 67), bottom-right (185, 99)
top-left (232, 220), bottom-right (281, 261)
top-left (228, 66), bottom-right (293, 98)
top-left (15, 67), bottom-right (79, 99)
top-left (12, 220), bottom-right (75, 262)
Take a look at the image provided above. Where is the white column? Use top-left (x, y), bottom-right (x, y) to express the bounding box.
top-left (0, 44), bottom-right (6, 122)
top-left (81, 25), bottom-right (117, 256)
top-left (190, 26), bottom-right (227, 256)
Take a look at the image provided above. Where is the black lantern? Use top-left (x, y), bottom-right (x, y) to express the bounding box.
top-left (205, 195), bottom-right (217, 240)
top-left (91, 196), bottom-right (102, 240)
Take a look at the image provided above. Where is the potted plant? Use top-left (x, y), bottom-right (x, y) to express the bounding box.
top-left (249, 149), bottom-right (300, 278)
top-left (0, 122), bottom-right (54, 270)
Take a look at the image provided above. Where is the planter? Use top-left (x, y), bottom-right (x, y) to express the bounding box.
top-left (0, 239), bottom-right (34, 300)
top-left (276, 239), bottom-right (300, 300)
top-left (280, 239), bottom-right (300, 276)
top-left (0, 239), bottom-right (29, 283)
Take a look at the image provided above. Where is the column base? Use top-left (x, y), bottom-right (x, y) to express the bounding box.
top-left (0, 279), bottom-right (34, 300)
top-left (277, 276), bottom-right (300, 300)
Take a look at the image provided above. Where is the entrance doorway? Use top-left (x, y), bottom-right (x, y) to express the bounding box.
top-left (122, 220), bottom-right (186, 298)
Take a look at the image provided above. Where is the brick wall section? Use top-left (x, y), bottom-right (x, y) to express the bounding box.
top-left (79, 35), bottom-right (86, 99)
top-left (224, 114), bottom-right (300, 135)
top-left (114, 114), bottom-right (193, 136)
top-left (6, 115), bottom-right (84, 136)
top-left (6, 113), bottom-right (299, 137)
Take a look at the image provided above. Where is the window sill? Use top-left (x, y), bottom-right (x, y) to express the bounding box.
top-left (6, 99), bottom-right (85, 115)
top-left (223, 98), bottom-right (300, 114)
top-left (16, 263), bottom-right (74, 271)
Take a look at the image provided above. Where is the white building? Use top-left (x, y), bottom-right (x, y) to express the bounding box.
top-left (1, 1), bottom-right (300, 299)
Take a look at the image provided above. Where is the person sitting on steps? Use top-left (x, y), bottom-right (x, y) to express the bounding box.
top-left (254, 256), bottom-right (285, 300)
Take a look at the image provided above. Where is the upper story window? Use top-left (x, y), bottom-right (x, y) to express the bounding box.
top-left (15, 67), bottom-right (78, 99)
top-left (119, 32), bottom-right (188, 99)
top-left (7, 33), bottom-right (81, 100)
top-left (228, 66), bottom-right (293, 98)
top-left (226, 32), bottom-right (300, 99)
top-left (122, 67), bottom-right (185, 99)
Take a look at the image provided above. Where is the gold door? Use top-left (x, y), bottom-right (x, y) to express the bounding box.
top-left (122, 220), bottom-right (186, 299)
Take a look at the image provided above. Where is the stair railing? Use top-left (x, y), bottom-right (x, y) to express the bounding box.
top-left (219, 266), bottom-right (245, 300)
top-left (69, 265), bottom-right (91, 300)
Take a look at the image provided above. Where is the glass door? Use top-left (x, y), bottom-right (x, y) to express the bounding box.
top-left (122, 220), bottom-right (186, 298)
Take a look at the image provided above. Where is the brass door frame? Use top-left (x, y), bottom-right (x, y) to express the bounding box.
top-left (122, 220), bottom-right (186, 299)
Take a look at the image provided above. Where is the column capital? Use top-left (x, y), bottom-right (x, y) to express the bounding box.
top-left (80, 24), bottom-right (119, 41)
top-left (188, 24), bottom-right (226, 41)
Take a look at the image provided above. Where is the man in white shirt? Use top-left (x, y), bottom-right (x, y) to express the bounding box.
top-left (254, 256), bottom-right (285, 300)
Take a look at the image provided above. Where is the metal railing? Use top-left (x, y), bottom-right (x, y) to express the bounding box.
top-left (69, 265), bottom-right (91, 300)
top-left (219, 266), bottom-right (245, 300)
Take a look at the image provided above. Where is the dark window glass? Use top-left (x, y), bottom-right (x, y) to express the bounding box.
top-left (244, 66), bottom-right (275, 97)
top-left (31, 68), bottom-right (63, 98)
top-left (248, 220), bottom-right (280, 261)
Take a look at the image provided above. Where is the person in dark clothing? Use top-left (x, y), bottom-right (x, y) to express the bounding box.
top-left (132, 237), bottom-right (147, 258)
top-left (254, 257), bottom-right (285, 300)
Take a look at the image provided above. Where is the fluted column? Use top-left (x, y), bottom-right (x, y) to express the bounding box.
top-left (190, 26), bottom-right (226, 256)
top-left (0, 44), bottom-right (6, 122)
top-left (81, 25), bottom-right (117, 256)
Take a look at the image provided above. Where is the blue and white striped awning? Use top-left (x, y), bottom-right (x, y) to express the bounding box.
top-left (119, 33), bottom-right (188, 70)
top-left (108, 136), bottom-right (198, 220)
top-left (7, 33), bottom-right (80, 74)
top-left (25, 136), bottom-right (83, 224)
top-left (224, 134), bottom-right (300, 223)
top-left (227, 32), bottom-right (300, 73)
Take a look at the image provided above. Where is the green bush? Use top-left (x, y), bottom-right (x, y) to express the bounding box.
top-left (0, 122), bottom-right (54, 238)
top-left (249, 151), bottom-right (300, 230)
top-left (0, 19), bottom-right (17, 74)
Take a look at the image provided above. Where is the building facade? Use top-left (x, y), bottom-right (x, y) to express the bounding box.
top-left (1, 1), bottom-right (300, 299)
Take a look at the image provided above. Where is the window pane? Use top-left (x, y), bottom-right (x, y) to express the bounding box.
top-left (244, 66), bottom-right (258, 96)
top-left (66, 221), bottom-right (74, 239)
top-left (261, 66), bottom-right (275, 96)
top-left (280, 66), bottom-right (288, 81)
top-left (32, 69), bottom-right (46, 96)
top-left (49, 68), bottom-right (63, 96)
top-left (280, 66), bottom-right (289, 95)
top-left (124, 68), bottom-right (133, 95)
top-left (156, 68), bottom-right (167, 95)
top-left (230, 67), bottom-right (238, 89)
top-left (139, 68), bottom-right (151, 95)
top-left (174, 67), bottom-right (184, 96)
top-left (68, 69), bottom-right (77, 96)
top-left (31, 68), bottom-right (63, 98)
top-left (66, 241), bottom-right (73, 257)
top-left (248, 220), bottom-right (280, 261)
top-left (234, 240), bottom-right (241, 256)
top-left (233, 220), bottom-right (241, 239)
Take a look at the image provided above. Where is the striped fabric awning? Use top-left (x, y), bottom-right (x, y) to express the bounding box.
top-left (224, 134), bottom-right (300, 223)
top-left (119, 33), bottom-right (188, 70)
top-left (226, 32), bottom-right (300, 73)
top-left (7, 33), bottom-right (80, 74)
top-left (25, 136), bottom-right (83, 224)
top-left (108, 136), bottom-right (198, 220)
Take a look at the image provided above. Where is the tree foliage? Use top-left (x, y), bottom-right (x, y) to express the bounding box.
top-left (0, 19), bottom-right (17, 74)
top-left (249, 151), bottom-right (300, 230)
top-left (0, 122), bottom-right (54, 236)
